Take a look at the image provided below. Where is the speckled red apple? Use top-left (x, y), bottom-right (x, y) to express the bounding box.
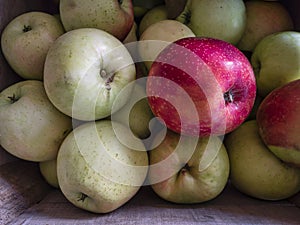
top-left (146, 37), bottom-right (256, 137)
top-left (257, 79), bottom-right (300, 167)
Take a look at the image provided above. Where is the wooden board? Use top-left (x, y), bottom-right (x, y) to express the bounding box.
top-left (0, 161), bottom-right (52, 225)
top-left (7, 183), bottom-right (300, 225)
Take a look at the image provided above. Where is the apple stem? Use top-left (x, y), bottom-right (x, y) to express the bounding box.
top-left (7, 94), bottom-right (18, 103)
top-left (224, 90), bottom-right (234, 104)
top-left (118, 0), bottom-right (123, 4)
top-left (23, 25), bottom-right (32, 33)
top-left (100, 69), bottom-right (114, 91)
top-left (77, 193), bottom-right (88, 202)
top-left (180, 163), bottom-right (190, 176)
top-left (177, 9), bottom-right (191, 25)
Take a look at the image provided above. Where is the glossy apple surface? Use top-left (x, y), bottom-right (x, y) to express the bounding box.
top-left (59, 0), bottom-right (134, 41)
top-left (146, 37), bottom-right (256, 136)
top-left (225, 120), bottom-right (300, 200)
top-left (256, 79), bottom-right (300, 167)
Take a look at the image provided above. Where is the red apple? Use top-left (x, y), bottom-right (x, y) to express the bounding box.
top-left (257, 79), bottom-right (300, 168)
top-left (146, 37), bottom-right (256, 136)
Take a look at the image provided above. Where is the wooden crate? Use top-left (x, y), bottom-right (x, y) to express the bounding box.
top-left (1, 0), bottom-right (300, 224)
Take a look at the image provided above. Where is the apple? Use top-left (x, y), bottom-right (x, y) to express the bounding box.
top-left (123, 22), bottom-right (138, 45)
top-left (256, 79), bottom-right (300, 168)
top-left (39, 158), bottom-right (59, 188)
top-left (225, 120), bottom-right (300, 200)
top-left (133, 6), bottom-right (149, 19)
top-left (132, 0), bottom-right (164, 19)
top-left (146, 37), bottom-right (256, 137)
top-left (138, 4), bottom-right (168, 37)
top-left (237, 0), bottom-right (294, 52)
top-left (0, 11), bottom-right (65, 80)
top-left (246, 94), bottom-right (263, 121)
top-left (148, 129), bottom-right (229, 204)
top-left (251, 31), bottom-right (300, 97)
top-left (110, 79), bottom-right (154, 140)
top-left (57, 120), bottom-right (148, 213)
top-left (59, 0), bottom-right (134, 41)
top-left (0, 80), bottom-right (72, 162)
top-left (138, 19), bottom-right (195, 70)
top-left (175, 0), bottom-right (247, 45)
top-left (44, 28), bottom-right (136, 121)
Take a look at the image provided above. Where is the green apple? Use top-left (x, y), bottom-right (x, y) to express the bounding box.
top-left (251, 31), bottom-right (300, 97)
top-left (133, 0), bottom-right (164, 19)
top-left (133, 6), bottom-right (149, 19)
top-left (138, 5), bottom-right (168, 37)
top-left (237, 0), bottom-right (294, 52)
top-left (39, 158), bottom-right (59, 188)
top-left (139, 19), bottom-right (195, 70)
top-left (57, 120), bottom-right (148, 213)
top-left (44, 28), bottom-right (136, 121)
top-left (148, 129), bottom-right (229, 204)
top-left (123, 22), bottom-right (138, 45)
top-left (225, 120), bottom-right (300, 200)
top-left (110, 79), bottom-right (154, 140)
top-left (59, 0), bottom-right (134, 41)
top-left (0, 11), bottom-right (65, 80)
top-left (0, 80), bottom-right (72, 162)
top-left (176, 0), bottom-right (246, 45)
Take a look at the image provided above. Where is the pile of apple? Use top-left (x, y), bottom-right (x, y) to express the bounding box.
top-left (0, 0), bottom-right (300, 214)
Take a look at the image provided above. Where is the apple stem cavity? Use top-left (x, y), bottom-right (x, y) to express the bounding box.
top-left (8, 94), bottom-right (19, 103)
top-left (77, 193), bottom-right (88, 202)
top-left (224, 90), bottom-right (234, 104)
top-left (23, 25), bottom-right (32, 33)
top-left (178, 9), bottom-right (191, 25)
top-left (180, 163), bottom-right (190, 176)
top-left (118, 0), bottom-right (123, 4)
top-left (100, 69), bottom-right (114, 91)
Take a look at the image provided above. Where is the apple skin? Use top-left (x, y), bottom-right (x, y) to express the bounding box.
top-left (138, 5), bottom-right (168, 37)
top-left (123, 22), bottom-right (138, 45)
top-left (176, 0), bottom-right (246, 45)
top-left (139, 19), bottom-right (195, 70)
top-left (57, 120), bottom-right (148, 213)
top-left (148, 130), bottom-right (229, 204)
top-left (59, 0), bottom-right (134, 41)
top-left (225, 120), bottom-right (300, 200)
top-left (237, 0), bottom-right (294, 52)
top-left (0, 80), bottom-right (72, 162)
top-left (0, 11), bottom-right (65, 80)
top-left (44, 28), bottom-right (136, 121)
top-left (256, 79), bottom-right (300, 168)
top-left (39, 158), bottom-right (59, 188)
top-left (110, 80), bottom-right (154, 140)
top-left (251, 31), bottom-right (300, 97)
top-left (146, 37), bottom-right (256, 137)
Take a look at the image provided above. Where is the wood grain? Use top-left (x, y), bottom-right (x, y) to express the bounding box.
top-left (0, 161), bottom-right (52, 225)
top-left (6, 183), bottom-right (300, 225)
